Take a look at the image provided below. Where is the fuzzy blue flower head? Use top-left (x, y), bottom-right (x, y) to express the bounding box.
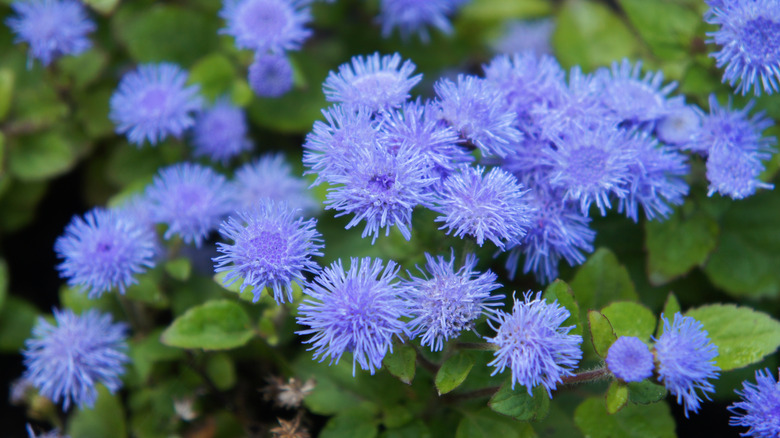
top-left (214, 200), bottom-right (324, 304)
top-left (323, 52), bottom-right (422, 112)
top-left (434, 165), bottom-right (532, 250)
top-left (729, 368), bottom-right (780, 438)
top-left (324, 143), bottom-right (436, 243)
top-left (435, 74), bottom-right (523, 158)
top-left (606, 336), bottom-right (654, 383)
top-left (653, 313), bottom-right (720, 417)
top-left (378, 0), bottom-right (460, 42)
top-left (491, 19), bottom-right (555, 55)
top-left (6, 0), bottom-right (95, 67)
top-left (55, 207), bottom-right (157, 299)
top-left (486, 291), bottom-right (583, 396)
top-left (234, 153), bottom-right (319, 214)
top-left (248, 52), bottom-right (294, 98)
top-left (145, 163), bottom-right (236, 247)
top-left (110, 63), bottom-right (203, 146)
top-left (707, 0), bottom-right (780, 95)
top-left (505, 181), bottom-right (595, 284)
top-left (656, 105), bottom-right (701, 146)
top-left (22, 308), bottom-right (129, 410)
top-left (404, 251), bottom-right (503, 351)
top-left (26, 424), bottom-right (69, 438)
top-left (706, 143), bottom-right (775, 199)
top-left (192, 97), bottom-right (252, 164)
top-left (219, 0), bottom-right (311, 53)
top-left (297, 257), bottom-right (410, 375)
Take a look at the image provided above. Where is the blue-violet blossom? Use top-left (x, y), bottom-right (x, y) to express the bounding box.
top-left (248, 52), bottom-right (294, 98)
top-left (606, 336), bottom-right (654, 383)
top-left (191, 97), bottom-right (252, 164)
top-left (728, 368), bottom-right (780, 438)
top-left (219, 0), bottom-right (311, 53)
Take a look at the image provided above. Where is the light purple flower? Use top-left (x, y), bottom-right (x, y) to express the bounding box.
top-left (219, 0), bottom-right (311, 53)
top-left (729, 368), bottom-right (780, 438)
top-left (248, 52), bottom-right (294, 98)
top-left (377, 0), bottom-right (460, 42)
top-left (191, 97), bottom-right (252, 164)
top-left (606, 336), bottom-right (654, 383)
top-left (234, 153), bottom-right (319, 214)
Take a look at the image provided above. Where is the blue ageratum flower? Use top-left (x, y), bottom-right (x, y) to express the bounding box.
top-left (707, 0), bottom-right (780, 95)
top-left (505, 181), bottom-right (595, 284)
top-left (323, 52), bottom-right (422, 112)
top-left (219, 0), bottom-right (311, 53)
top-left (434, 165), bottom-right (532, 250)
top-left (486, 291), bottom-right (583, 396)
top-left (543, 123), bottom-right (635, 215)
top-left (55, 207), bottom-right (157, 299)
top-left (656, 105), bottom-right (702, 146)
top-left (6, 0), bottom-right (95, 67)
top-left (303, 105), bottom-right (379, 184)
top-left (22, 308), bottom-right (129, 410)
top-left (404, 251), bottom-right (503, 352)
top-left (191, 97), bottom-right (252, 164)
top-left (729, 368), bottom-right (780, 438)
top-left (248, 52), bottom-right (294, 98)
top-left (324, 143), bottom-right (436, 243)
top-left (296, 257), bottom-right (410, 375)
top-left (435, 74), bottom-right (523, 157)
top-left (653, 313), bottom-right (719, 417)
top-left (618, 131), bottom-right (689, 222)
top-left (214, 200), bottom-right (323, 303)
top-left (689, 95), bottom-right (775, 199)
top-left (26, 424), bottom-right (68, 438)
top-left (145, 163), bottom-right (236, 247)
top-left (377, 99), bottom-right (472, 181)
top-left (491, 19), bottom-right (555, 56)
top-left (377, 0), bottom-right (461, 42)
top-left (594, 58), bottom-right (684, 125)
top-left (234, 153), bottom-right (319, 214)
top-left (606, 336), bottom-right (654, 383)
top-left (109, 63), bottom-right (203, 146)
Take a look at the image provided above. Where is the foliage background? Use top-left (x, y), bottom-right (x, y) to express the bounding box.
top-left (0, 0), bottom-right (779, 437)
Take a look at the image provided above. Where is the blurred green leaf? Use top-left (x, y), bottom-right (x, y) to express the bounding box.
top-left (601, 302), bottom-right (656, 341)
top-left (8, 131), bottom-right (77, 181)
top-left (382, 405), bottom-right (413, 429)
top-left (0, 258), bottom-right (7, 312)
top-left (0, 295), bottom-right (38, 352)
top-left (457, 408), bottom-right (536, 438)
top-left (588, 311), bottom-right (617, 358)
top-left (320, 403), bottom-right (380, 438)
top-left (83, 0), bottom-right (120, 14)
top-left (627, 380), bottom-right (667, 405)
top-left (189, 54), bottom-right (237, 101)
top-left (58, 49), bottom-right (108, 89)
top-left (0, 68), bottom-right (13, 121)
top-left (645, 208), bottom-right (719, 285)
top-left (544, 280), bottom-right (583, 336)
top-left (161, 299), bottom-right (255, 350)
top-left (76, 87), bottom-right (115, 139)
top-left (68, 386), bottom-right (127, 438)
top-left (553, 0), bottom-right (640, 70)
top-left (130, 328), bottom-right (184, 383)
top-left (165, 257), bottom-right (192, 281)
top-left (0, 179), bottom-right (47, 232)
top-left (571, 248), bottom-right (638, 313)
top-left (618, 0), bottom-right (700, 60)
top-left (435, 352), bottom-right (474, 395)
top-left (606, 380), bottom-right (629, 414)
top-left (489, 381), bottom-right (550, 422)
top-left (114, 5), bottom-right (220, 65)
top-left (704, 190), bottom-right (780, 298)
top-left (574, 397), bottom-right (675, 438)
top-left (125, 271), bottom-right (168, 308)
top-left (206, 353), bottom-right (237, 391)
top-left (459, 0), bottom-right (552, 21)
top-left (383, 345), bottom-right (416, 385)
top-left (380, 419), bottom-right (431, 438)
top-left (686, 304), bottom-right (780, 371)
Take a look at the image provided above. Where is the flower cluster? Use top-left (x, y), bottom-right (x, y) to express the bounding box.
top-left (729, 368), bottom-right (780, 438)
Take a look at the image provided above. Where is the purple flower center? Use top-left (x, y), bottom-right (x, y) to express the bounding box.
top-left (368, 173), bottom-right (395, 191)
top-left (241, 0), bottom-right (288, 39)
top-left (569, 146), bottom-right (608, 181)
top-left (740, 18), bottom-right (780, 62)
top-left (249, 230), bottom-right (287, 264)
top-left (140, 88), bottom-right (170, 116)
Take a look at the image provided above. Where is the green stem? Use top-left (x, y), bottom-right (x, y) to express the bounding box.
top-left (454, 342), bottom-right (497, 351)
top-left (561, 367), bottom-right (610, 385)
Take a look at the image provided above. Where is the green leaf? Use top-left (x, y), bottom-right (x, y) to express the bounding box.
top-left (488, 380), bottom-right (550, 422)
top-left (83, 0), bottom-right (120, 14)
top-left (161, 300), bottom-right (255, 350)
top-left (0, 258), bottom-right (7, 312)
top-left (114, 5), bottom-right (220, 65)
top-left (207, 353), bottom-right (237, 391)
top-left (571, 248), bottom-right (638, 313)
top-left (574, 397), bottom-right (675, 438)
top-left (606, 381), bottom-right (629, 414)
top-left (124, 272), bottom-right (168, 308)
top-left (380, 420), bottom-right (431, 438)
top-left (189, 54), bottom-right (238, 101)
top-left (656, 293), bottom-right (681, 337)
top-left (8, 131), bottom-right (77, 181)
top-left (617, 0), bottom-right (701, 61)
top-left (459, 0), bottom-right (552, 21)
top-left (627, 380), bottom-right (667, 405)
top-left (320, 403), bottom-right (380, 438)
top-left (67, 386), bottom-right (127, 438)
top-left (457, 408), bottom-right (536, 438)
top-left (382, 405), bottom-right (413, 429)
top-left (58, 49), bottom-right (108, 89)
top-left (686, 304), bottom-right (780, 371)
top-left (543, 280), bottom-right (582, 336)
top-left (0, 296), bottom-right (38, 352)
top-left (588, 311), bottom-right (617, 358)
top-left (165, 257), bottom-right (192, 281)
top-left (435, 352), bottom-right (474, 395)
top-left (0, 180), bottom-right (47, 232)
top-left (645, 207), bottom-right (719, 285)
top-left (0, 68), bottom-right (13, 121)
top-left (704, 190), bottom-right (780, 298)
top-left (129, 329), bottom-right (184, 383)
top-left (383, 345), bottom-right (416, 385)
top-left (601, 302), bottom-right (656, 341)
top-left (553, 0), bottom-right (640, 70)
